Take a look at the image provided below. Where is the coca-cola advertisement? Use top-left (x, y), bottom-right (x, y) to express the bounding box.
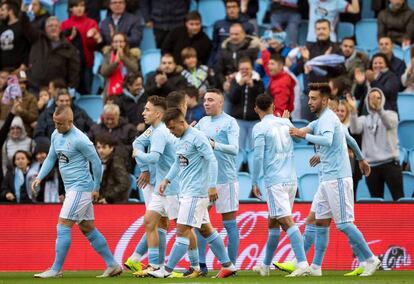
top-left (0, 203), bottom-right (413, 271)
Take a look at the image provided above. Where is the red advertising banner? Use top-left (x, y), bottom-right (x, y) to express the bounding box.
top-left (0, 203), bottom-right (413, 271)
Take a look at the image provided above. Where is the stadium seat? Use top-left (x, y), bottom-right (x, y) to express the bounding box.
top-left (408, 0), bottom-right (414, 10)
top-left (361, 0), bottom-right (375, 19)
top-left (198, 0), bottom-right (226, 27)
top-left (141, 49), bottom-right (161, 82)
top-left (410, 151), bottom-right (414, 175)
top-left (140, 27), bottom-right (157, 52)
top-left (100, 9), bottom-right (107, 22)
top-left (190, 0), bottom-right (198, 11)
top-left (398, 197), bottom-right (414, 202)
top-left (358, 197), bottom-right (385, 202)
top-left (298, 173), bottom-right (319, 201)
top-left (404, 47), bottom-right (412, 65)
top-left (54, 1), bottom-right (68, 22)
top-left (397, 93), bottom-right (414, 121)
top-left (400, 146), bottom-right (408, 165)
top-left (257, 0), bottom-right (269, 26)
top-left (403, 171), bottom-right (414, 198)
top-left (298, 20), bottom-right (309, 46)
top-left (128, 174), bottom-right (140, 203)
top-left (294, 146), bottom-right (318, 177)
top-left (357, 177), bottom-right (371, 201)
top-left (238, 172), bottom-right (252, 200)
top-left (75, 95), bottom-right (103, 122)
top-left (93, 52), bottom-right (103, 74)
top-left (203, 26), bottom-right (214, 40)
top-left (355, 19), bottom-right (378, 52)
top-left (398, 120), bottom-right (414, 150)
top-left (91, 74), bottom-right (105, 95)
top-left (337, 22), bottom-right (354, 41)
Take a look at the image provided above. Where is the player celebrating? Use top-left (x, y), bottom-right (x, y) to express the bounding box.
top-left (250, 94), bottom-right (310, 277)
top-left (289, 83), bottom-right (380, 276)
top-left (148, 108), bottom-right (236, 278)
top-left (32, 106), bottom-right (122, 278)
top-left (194, 89), bottom-right (240, 274)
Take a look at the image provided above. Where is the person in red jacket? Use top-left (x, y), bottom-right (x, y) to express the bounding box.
top-left (61, 0), bottom-right (103, 94)
top-left (261, 48), bottom-right (295, 117)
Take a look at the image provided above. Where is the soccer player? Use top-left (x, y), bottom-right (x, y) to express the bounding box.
top-left (288, 83), bottom-right (380, 276)
top-left (194, 88), bottom-right (240, 275)
top-left (32, 106), bottom-right (121, 278)
top-left (148, 108), bottom-right (237, 278)
top-left (249, 94), bottom-right (310, 277)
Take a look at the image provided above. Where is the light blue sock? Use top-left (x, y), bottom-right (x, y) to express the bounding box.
top-left (86, 228), bottom-right (116, 267)
top-left (348, 238), bottom-right (364, 262)
top-left (286, 225), bottom-right (307, 263)
top-left (166, 237), bottom-right (189, 271)
top-left (303, 224), bottom-right (316, 253)
top-left (223, 220), bottom-right (239, 265)
top-left (312, 226), bottom-right (329, 266)
top-left (134, 233), bottom-right (148, 255)
top-left (188, 249), bottom-right (199, 268)
top-left (51, 224), bottom-right (71, 271)
top-left (206, 231), bottom-right (231, 265)
top-left (263, 228), bottom-right (280, 265)
top-left (148, 247), bottom-right (159, 267)
top-left (195, 228), bottom-right (207, 264)
top-left (337, 222), bottom-right (373, 261)
top-left (158, 228), bottom-right (167, 265)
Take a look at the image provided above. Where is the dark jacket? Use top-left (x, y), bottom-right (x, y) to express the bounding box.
top-left (0, 169), bottom-right (32, 203)
top-left (28, 33), bottom-right (80, 89)
top-left (228, 72), bottom-right (263, 121)
top-left (378, 2), bottom-right (414, 45)
top-left (0, 113), bottom-right (14, 187)
top-left (116, 89), bottom-right (147, 126)
top-left (100, 12), bottom-right (143, 48)
top-left (33, 104), bottom-right (94, 141)
top-left (161, 26), bottom-right (212, 65)
top-left (140, 0), bottom-right (190, 30)
top-left (389, 55), bottom-right (406, 80)
top-left (35, 166), bottom-right (65, 202)
top-left (100, 153), bottom-right (130, 203)
top-left (145, 68), bottom-right (188, 97)
top-left (185, 104), bottom-right (205, 124)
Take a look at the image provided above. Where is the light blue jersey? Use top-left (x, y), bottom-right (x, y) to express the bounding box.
top-left (132, 127), bottom-right (156, 186)
top-left (166, 127), bottom-right (218, 198)
top-left (252, 114), bottom-right (297, 187)
top-left (37, 126), bottom-right (102, 192)
top-left (195, 112), bottom-right (239, 184)
top-left (306, 108), bottom-right (352, 181)
top-left (133, 123), bottom-right (178, 195)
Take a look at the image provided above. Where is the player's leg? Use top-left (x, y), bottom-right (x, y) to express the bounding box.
top-left (144, 210), bottom-right (163, 270)
top-left (194, 225), bottom-right (208, 273)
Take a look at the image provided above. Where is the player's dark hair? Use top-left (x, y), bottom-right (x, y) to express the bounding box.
top-left (206, 88), bottom-right (224, 97)
top-left (163, 107), bottom-right (185, 124)
top-left (308, 82), bottom-right (332, 97)
top-left (147, 95), bottom-right (167, 111)
top-left (255, 94), bottom-right (273, 111)
top-left (95, 133), bottom-right (117, 147)
top-left (12, 150), bottom-right (31, 167)
top-left (167, 91), bottom-right (186, 108)
top-left (315, 18), bottom-right (331, 29)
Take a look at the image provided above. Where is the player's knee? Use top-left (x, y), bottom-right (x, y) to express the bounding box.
top-left (199, 224), bottom-right (214, 238)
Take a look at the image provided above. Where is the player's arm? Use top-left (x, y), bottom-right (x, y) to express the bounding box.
top-left (79, 139), bottom-right (102, 192)
top-left (135, 130), bottom-right (166, 164)
top-left (132, 135), bottom-right (150, 171)
top-left (291, 118), bottom-right (334, 146)
top-left (197, 136), bottom-right (219, 202)
top-left (212, 120), bottom-right (239, 155)
top-left (251, 132), bottom-right (264, 187)
top-left (161, 157), bottom-right (180, 195)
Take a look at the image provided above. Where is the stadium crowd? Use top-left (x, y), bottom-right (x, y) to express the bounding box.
top-left (0, 0), bottom-right (413, 204)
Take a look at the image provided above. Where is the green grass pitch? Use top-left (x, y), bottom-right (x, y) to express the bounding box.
top-left (0, 271), bottom-right (413, 284)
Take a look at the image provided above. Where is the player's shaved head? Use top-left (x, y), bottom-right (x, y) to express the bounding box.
top-left (53, 106), bottom-right (74, 133)
top-left (204, 88), bottom-right (224, 116)
top-left (54, 105), bottom-right (73, 121)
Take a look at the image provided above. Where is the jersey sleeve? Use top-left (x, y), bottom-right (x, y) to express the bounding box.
top-left (214, 119), bottom-right (239, 155)
top-left (195, 134), bottom-right (218, 188)
top-left (37, 135), bottom-right (58, 181)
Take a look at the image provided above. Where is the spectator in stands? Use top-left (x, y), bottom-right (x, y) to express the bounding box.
top-left (354, 53), bottom-right (400, 113)
top-left (340, 37), bottom-right (369, 84)
top-left (401, 45), bottom-right (414, 92)
top-left (0, 150), bottom-right (32, 203)
top-left (100, 32), bottom-right (140, 98)
top-left (140, 0), bottom-right (190, 48)
top-left (61, 0), bottom-right (103, 95)
top-left (378, 36), bottom-right (406, 79)
top-left (33, 89), bottom-right (94, 142)
top-left (241, 0), bottom-right (259, 33)
top-left (85, 0), bottom-right (102, 23)
top-left (184, 87), bottom-right (205, 124)
top-left (348, 88), bottom-right (404, 200)
top-left (0, 0), bottom-right (37, 71)
top-left (28, 0), bottom-right (50, 32)
top-left (96, 133), bottom-right (129, 204)
top-left (336, 99), bottom-right (351, 126)
top-left (115, 72), bottom-right (147, 134)
top-left (0, 71), bottom-right (38, 136)
top-left (47, 78), bottom-right (66, 102)
top-left (27, 140), bottom-right (64, 203)
top-left (28, 16), bottom-right (80, 91)
top-left (180, 47), bottom-right (212, 94)
top-left (228, 57), bottom-right (263, 170)
top-left (378, 0), bottom-right (414, 47)
top-left (0, 101), bottom-right (15, 187)
top-left (161, 11), bottom-right (212, 66)
top-left (306, 0), bottom-right (360, 43)
top-left (328, 75), bottom-right (352, 100)
top-left (215, 23), bottom-right (260, 90)
top-left (145, 53), bottom-right (188, 97)
top-left (36, 87), bottom-right (51, 116)
top-left (88, 103), bottom-right (136, 171)
top-left (2, 116), bottom-right (34, 174)
top-left (100, 0), bottom-right (143, 48)
top-left (210, 0), bottom-right (255, 66)
top-left (269, 0), bottom-right (301, 47)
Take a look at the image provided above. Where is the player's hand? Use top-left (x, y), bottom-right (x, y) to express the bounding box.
top-left (359, 160), bottom-right (371, 177)
top-left (138, 171), bottom-right (150, 189)
top-left (208, 187), bottom-right (218, 202)
top-left (31, 178), bottom-right (41, 194)
top-left (158, 179), bottom-right (169, 196)
top-left (92, 191), bottom-right (99, 202)
top-left (309, 154), bottom-right (321, 167)
top-left (289, 127), bottom-right (306, 138)
top-left (252, 185), bottom-right (262, 200)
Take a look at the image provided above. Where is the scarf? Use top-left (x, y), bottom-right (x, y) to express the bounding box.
top-left (14, 168), bottom-right (25, 203)
top-left (305, 54), bottom-right (345, 76)
top-left (107, 51), bottom-right (124, 96)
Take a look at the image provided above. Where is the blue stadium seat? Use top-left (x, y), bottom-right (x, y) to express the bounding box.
top-left (361, 0), bottom-right (375, 19)
top-left (140, 27), bottom-right (157, 52)
top-left (410, 151), bottom-right (414, 175)
top-left (400, 146), bottom-right (408, 165)
top-left (190, 0), bottom-right (198, 11)
top-left (294, 146), bottom-right (318, 178)
top-left (141, 49), bottom-right (161, 82)
top-left (75, 95), bottom-right (103, 122)
top-left (398, 120), bottom-right (414, 150)
top-left (257, 0), bottom-right (269, 26)
top-left (337, 22), bottom-right (354, 41)
top-left (93, 52), bottom-right (103, 74)
top-left (203, 26), bottom-right (214, 40)
top-left (128, 174), bottom-right (140, 203)
top-left (404, 47), bottom-right (412, 65)
top-left (398, 197), bottom-right (414, 202)
top-left (358, 197), bottom-right (385, 202)
top-left (355, 19), bottom-right (378, 52)
top-left (238, 172), bottom-right (252, 200)
top-left (91, 74), bottom-right (105, 95)
top-left (397, 93), bottom-right (414, 121)
top-left (54, 1), bottom-right (68, 22)
top-left (100, 9), bottom-right (107, 22)
top-left (403, 171), bottom-right (414, 197)
top-left (298, 173), bottom-right (319, 201)
top-left (408, 0), bottom-right (414, 10)
top-left (357, 177), bottom-right (371, 201)
top-left (298, 20), bottom-right (309, 46)
top-left (198, 0), bottom-right (226, 27)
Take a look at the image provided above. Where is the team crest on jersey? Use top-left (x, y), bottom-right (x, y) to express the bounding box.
top-left (57, 152), bottom-right (69, 163)
top-left (179, 154), bottom-right (189, 166)
top-left (143, 128), bottom-right (152, 138)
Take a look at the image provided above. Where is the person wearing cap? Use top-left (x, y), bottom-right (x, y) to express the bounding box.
top-left (0, 71), bottom-right (38, 137)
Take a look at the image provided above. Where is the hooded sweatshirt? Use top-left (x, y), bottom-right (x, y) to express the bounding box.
top-left (349, 88), bottom-right (399, 166)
